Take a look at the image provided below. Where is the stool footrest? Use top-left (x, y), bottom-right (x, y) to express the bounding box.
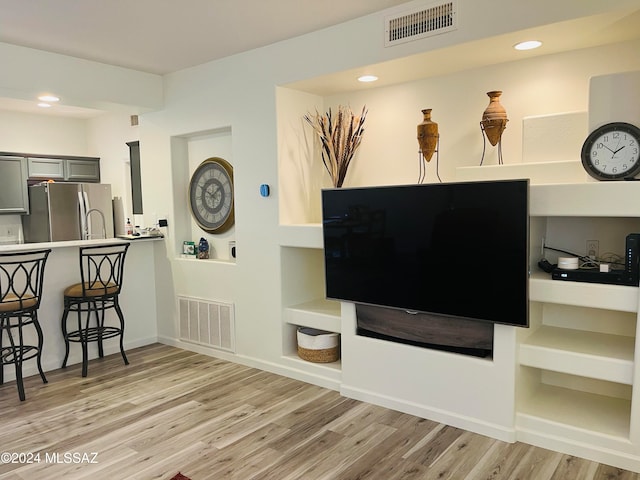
top-left (1, 345), bottom-right (40, 365)
top-left (65, 326), bottom-right (123, 343)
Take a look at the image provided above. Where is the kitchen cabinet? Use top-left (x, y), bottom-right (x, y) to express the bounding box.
top-left (0, 156), bottom-right (29, 214)
top-left (127, 141), bottom-right (143, 214)
top-left (27, 157), bottom-right (65, 180)
top-left (65, 158), bottom-right (100, 182)
top-left (27, 155), bottom-right (100, 182)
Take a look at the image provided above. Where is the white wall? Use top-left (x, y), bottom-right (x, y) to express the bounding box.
top-left (87, 112), bottom-right (141, 226)
top-left (0, 110), bottom-right (89, 155)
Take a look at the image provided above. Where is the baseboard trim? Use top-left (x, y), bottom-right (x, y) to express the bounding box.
top-left (517, 428), bottom-right (640, 473)
top-left (341, 384), bottom-right (517, 443)
top-left (158, 336), bottom-right (342, 391)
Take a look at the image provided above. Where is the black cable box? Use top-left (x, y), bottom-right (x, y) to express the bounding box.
top-left (551, 233), bottom-right (640, 286)
top-left (551, 268), bottom-right (637, 286)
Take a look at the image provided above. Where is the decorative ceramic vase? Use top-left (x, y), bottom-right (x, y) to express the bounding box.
top-left (417, 108), bottom-right (439, 162)
top-left (480, 91), bottom-right (508, 146)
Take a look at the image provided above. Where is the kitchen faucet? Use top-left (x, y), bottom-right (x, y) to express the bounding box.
top-left (84, 208), bottom-right (107, 240)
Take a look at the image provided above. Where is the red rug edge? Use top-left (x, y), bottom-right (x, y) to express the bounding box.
top-left (170, 473), bottom-right (191, 480)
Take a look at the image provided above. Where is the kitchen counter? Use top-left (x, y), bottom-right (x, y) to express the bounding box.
top-left (0, 237), bottom-right (162, 384)
top-left (0, 235), bottom-right (163, 252)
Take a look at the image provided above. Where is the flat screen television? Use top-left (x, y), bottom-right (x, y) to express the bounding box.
top-left (321, 179), bottom-right (529, 327)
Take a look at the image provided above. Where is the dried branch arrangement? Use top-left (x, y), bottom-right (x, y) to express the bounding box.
top-left (304, 105), bottom-right (367, 188)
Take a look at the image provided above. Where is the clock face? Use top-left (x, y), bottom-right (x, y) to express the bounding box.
top-left (581, 122), bottom-right (640, 180)
top-left (188, 157), bottom-right (234, 233)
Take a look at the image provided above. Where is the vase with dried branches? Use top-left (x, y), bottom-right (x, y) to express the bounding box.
top-left (304, 105), bottom-right (367, 188)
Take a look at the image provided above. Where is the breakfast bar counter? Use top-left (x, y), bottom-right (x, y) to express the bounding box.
top-left (0, 235), bottom-right (163, 253)
top-left (0, 237), bottom-right (162, 385)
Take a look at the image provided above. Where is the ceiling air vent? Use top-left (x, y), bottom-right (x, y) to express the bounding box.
top-left (385, 0), bottom-right (457, 47)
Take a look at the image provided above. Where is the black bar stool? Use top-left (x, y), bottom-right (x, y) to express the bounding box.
top-left (0, 248), bottom-right (51, 401)
top-left (60, 243), bottom-right (130, 377)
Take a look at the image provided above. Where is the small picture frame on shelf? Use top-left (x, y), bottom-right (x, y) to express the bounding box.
top-left (182, 241), bottom-right (196, 256)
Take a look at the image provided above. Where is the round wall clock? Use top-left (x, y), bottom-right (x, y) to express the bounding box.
top-left (188, 157), bottom-right (234, 233)
top-left (581, 122), bottom-right (640, 180)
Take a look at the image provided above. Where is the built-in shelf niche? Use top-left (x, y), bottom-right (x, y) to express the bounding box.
top-left (518, 368), bottom-right (632, 441)
top-left (280, 246), bottom-right (329, 314)
top-left (170, 127), bottom-right (236, 261)
top-left (281, 321), bottom-right (342, 389)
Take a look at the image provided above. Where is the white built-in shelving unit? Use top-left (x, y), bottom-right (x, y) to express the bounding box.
top-left (276, 177), bottom-right (640, 470)
top-left (279, 223), bottom-right (342, 387)
top-left (275, 57), bottom-right (640, 470)
top-left (513, 182), bottom-right (640, 469)
top-left (457, 161), bottom-right (640, 468)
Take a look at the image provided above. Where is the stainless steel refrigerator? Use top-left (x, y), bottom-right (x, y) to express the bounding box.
top-left (22, 183), bottom-right (114, 242)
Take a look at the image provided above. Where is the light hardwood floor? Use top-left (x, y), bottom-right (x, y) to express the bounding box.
top-left (0, 344), bottom-right (637, 480)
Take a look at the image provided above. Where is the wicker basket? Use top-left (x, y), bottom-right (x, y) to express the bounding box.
top-left (297, 327), bottom-right (340, 363)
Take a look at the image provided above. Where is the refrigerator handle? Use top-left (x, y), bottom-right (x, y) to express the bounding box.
top-left (79, 191), bottom-right (88, 240)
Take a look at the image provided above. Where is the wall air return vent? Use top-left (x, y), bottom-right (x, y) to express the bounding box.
top-left (178, 296), bottom-right (235, 353)
top-left (385, 0), bottom-right (457, 47)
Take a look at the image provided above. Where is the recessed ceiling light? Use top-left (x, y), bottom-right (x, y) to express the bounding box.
top-left (38, 94), bottom-right (60, 102)
top-left (358, 75), bottom-right (378, 83)
top-left (37, 103), bottom-right (52, 108)
top-left (514, 40), bottom-right (542, 51)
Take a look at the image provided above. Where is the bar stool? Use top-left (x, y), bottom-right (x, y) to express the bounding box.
top-left (60, 243), bottom-right (130, 377)
top-left (0, 249), bottom-right (51, 401)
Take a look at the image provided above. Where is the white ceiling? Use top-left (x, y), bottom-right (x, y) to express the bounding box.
top-left (0, 0), bottom-right (413, 75)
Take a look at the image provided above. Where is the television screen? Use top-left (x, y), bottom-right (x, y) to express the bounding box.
top-left (321, 179), bottom-right (529, 327)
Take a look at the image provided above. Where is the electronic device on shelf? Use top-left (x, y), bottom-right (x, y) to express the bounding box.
top-left (551, 233), bottom-right (640, 286)
top-left (321, 178), bottom-right (530, 328)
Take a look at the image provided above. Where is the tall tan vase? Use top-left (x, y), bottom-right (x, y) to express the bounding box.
top-left (417, 108), bottom-right (439, 162)
top-left (480, 91), bottom-right (508, 146)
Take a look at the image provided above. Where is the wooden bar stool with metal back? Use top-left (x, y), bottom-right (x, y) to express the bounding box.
top-left (0, 249), bottom-right (51, 401)
top-left (61, 243), bottom-right (130, 377)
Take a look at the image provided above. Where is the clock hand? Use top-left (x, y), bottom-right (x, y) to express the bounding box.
top-left (203, 183), bottom-right (221, 197)
top-left (613, 145), bottom-right (626, 155)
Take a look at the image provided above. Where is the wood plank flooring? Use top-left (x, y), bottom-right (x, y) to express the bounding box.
top-left (0, 343), bottom-right (637, 480)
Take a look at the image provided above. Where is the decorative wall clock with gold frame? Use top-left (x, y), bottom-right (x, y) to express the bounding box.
top-left (188, 157), bottom-right (235, 233)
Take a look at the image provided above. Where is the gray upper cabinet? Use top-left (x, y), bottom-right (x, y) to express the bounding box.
top-left (0, 156), bottom-right (29, 214)
top-left (27, 155), bottom-right (100, 182)
top-left (0, 151), bottom-right (101, 215)
top-left (27, 157), bottom-right (65, 180)
top-left (65, 159), bottom-right (100, 182)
